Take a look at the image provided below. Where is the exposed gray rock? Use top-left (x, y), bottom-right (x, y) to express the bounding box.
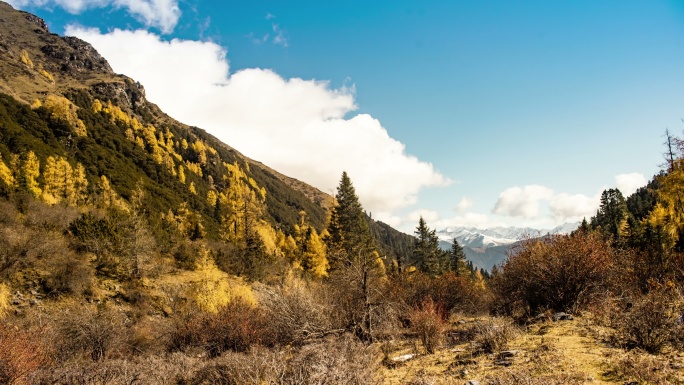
top-left (24, 13), bottom-right (48, 32)
top-left (494, 359), bottom-right (513, 366)
top-left (552, 312), bottom-right (574, 321)
top-left (497, 350), bottom-right (519, 359)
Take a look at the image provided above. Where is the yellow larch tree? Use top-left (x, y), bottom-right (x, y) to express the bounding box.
top-left (178, 165), bottom-right (186, 184)
top-left (20, 49), bottom-right (33, 69)
top-left (20, 151), bottom-right (41, 198)
top-left (41, 156), bottom-right (88, 206)
top-left (97, 175), bottom-right (129, 212)
top-left (0, 158), bottom-right (15, 188)
top-left (44, 95), bottom-right (87, 137)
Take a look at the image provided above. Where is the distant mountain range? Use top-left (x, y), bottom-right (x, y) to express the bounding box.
top-left (437, 222), bottom-right (580, 271)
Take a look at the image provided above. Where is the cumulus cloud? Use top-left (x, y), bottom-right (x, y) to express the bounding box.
top-left (66, 27), bottom-right (449, 218)
top-left (493, 184), bottom-right (600, 224)
top-left (615, 173), bottom-right (647, 196)
top-left (434, 212), bottom-right (504, 230)
top-left (549, 192), bottom-right (599, 222)
top-left (454, 197), bottom-right (473, 212)
top-left (407, 209), bottom-right (440, 223)
top-left (492, 185), bottom-right (554, 218)
top-left (8, 0), bottom-right (180, 33)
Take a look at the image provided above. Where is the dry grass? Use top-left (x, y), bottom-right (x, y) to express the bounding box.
top-left (379, 314), bottom-right (623, 385)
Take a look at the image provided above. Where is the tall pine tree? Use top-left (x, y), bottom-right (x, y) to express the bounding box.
top-left (411, 216), bottom-right (447, 276)
top-left (325, 172), bottom-right (382, 342)
top-left (449, 238), bottom-right (468, 276)
top-left (325, 171), bottom-right (376, 268)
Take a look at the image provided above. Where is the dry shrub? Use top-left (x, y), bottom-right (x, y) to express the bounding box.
top-left (606, 350), bottom-right (682, 385)
top-left (388, 271), bottom-right (490, 317)
top-left (284, 335), bottom-right (378, 385)
top-left (39, 253), bottom-right (93, 297)
top-left (409, 298), bottom-right (446, 354)
top-left (0, 200), bottom-right (18, 226)
top-left (490, 231), bottom-right (613, 319)
top-left (612, 286), bottom-right (684, 354)
top-left (23, 201), bottom-right (79, 232)
top-left (28, 354), bottom-right (200, 385)
top-left (193, 335), bottom-right (377, 385)
top-left (405, 370), bottom-right (439, 385)
top-left (257, 280), bottom-right (333, 346)
top-left (484, 368), bottom-right (586, 385)
top-left (0, 323), bottom-right (50, 385)
top-left (190, 348), bottom-right (284, 385)
top-left (127, 317), bottom-right (171, 356)
top-left (170, 298), bottom-right (272, 357)
top-left (472, 318), bottom-right (518, 355)
top-left (55, 305), bottom-right (127, 362)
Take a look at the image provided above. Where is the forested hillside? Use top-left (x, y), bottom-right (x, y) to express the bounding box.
top-left (2, 3), bottom-right (684, 385)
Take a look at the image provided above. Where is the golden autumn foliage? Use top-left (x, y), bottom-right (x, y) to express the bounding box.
top-left (20, 49), bottom-right (33, 69)
top-left (206, 189), bottom-right (218, 207)
top-left (20, 151), bottom-right (41, 198)
top-left (41, 156), bottom-right (88, 206)
top-left (0, 158), bottom-right (15, 188)
top-left (294, 211), bottom-right (329, 278)
top-left (44, 95), bottom-right (87, 136)
top-left (178, 164), bottom-right (186, 184)
top-left (96, 99), bottom-right (143, 131)
top-left (163, 202), bottom-right (205, 239)
top-left (303, 229), bottom-right (328, 278)
top-left (190, 249), bottom-right (256, 313)
top-left (0, 283), bottom-right (10, 318)
top-left (218, 162), bottom-right (267, 244)
top-left (185, 161), bottom-right (202, 177)
top-left (97, 175), bottom-right (129, 212)
top-left (648, 164), bottom-right (684, 248)
top-left (191, 140), bottom-right (208, 165)
top-left (39, 69), bottom-right (54, 83)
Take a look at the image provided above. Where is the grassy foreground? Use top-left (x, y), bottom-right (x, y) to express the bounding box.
top-left (379, 314), bottom-right (684, 385)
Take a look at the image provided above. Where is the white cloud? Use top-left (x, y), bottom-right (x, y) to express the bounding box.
top-left (434, 212), bottom-right (504, 229)
top-left (374, 213), bottom-right (403, 228)
top-left (407, 209), bottom-right (440, 223)
top-left (492, 184), bottom-right (602, 225)
top-left (66, 27), bottom-right (449, 218)
top-left (454, 197), bottom-right (473, 212)
top-left (8, 0), bottom-right (180, 33)
top-left (549, 192), bottom-right (599, 222)
top-left (492, 185), bottom-right (554, 218)
top-left (271, 23), bottom-right (287, 47)
top-left (615, 173), bottom-right (647, 196)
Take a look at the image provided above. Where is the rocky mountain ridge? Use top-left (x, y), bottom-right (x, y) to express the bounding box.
top-left (438, 222), bottom-right (580, 271)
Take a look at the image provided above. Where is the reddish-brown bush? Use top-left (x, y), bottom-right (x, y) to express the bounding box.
top-left (170, 299), bottom-right (273, 357)
top-left (490, 231), bottom-right (613, 318)
top-left (409, 298), bottom-right (446, 354)
top-left (387, 271), bottom-right (490, 318)
top-left (0, 323), bottom-right (50, 384)
top-left (611, 286), bottom-right (684, 354)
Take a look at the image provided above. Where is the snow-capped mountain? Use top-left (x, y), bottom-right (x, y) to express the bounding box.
top-left (437, 222), bottom-right (580, 249)
top-left (437, 222), bottom-right (580, 271)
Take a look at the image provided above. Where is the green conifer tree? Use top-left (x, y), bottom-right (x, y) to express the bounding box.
top-left (325, 172), bottom-right (382, 342)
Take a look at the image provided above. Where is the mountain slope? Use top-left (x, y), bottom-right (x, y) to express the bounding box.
top-left (0, 1), bottom-right (412, 263)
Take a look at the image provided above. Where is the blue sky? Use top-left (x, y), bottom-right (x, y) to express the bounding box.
top-left (8, 0), bottom-right (684, 232)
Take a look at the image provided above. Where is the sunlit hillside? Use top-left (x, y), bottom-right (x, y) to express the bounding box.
top-left (1, 3), bottom-right (684, 385)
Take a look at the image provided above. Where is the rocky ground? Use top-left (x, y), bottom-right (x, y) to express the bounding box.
top-left (380, 314), bottom-right (684, 385)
